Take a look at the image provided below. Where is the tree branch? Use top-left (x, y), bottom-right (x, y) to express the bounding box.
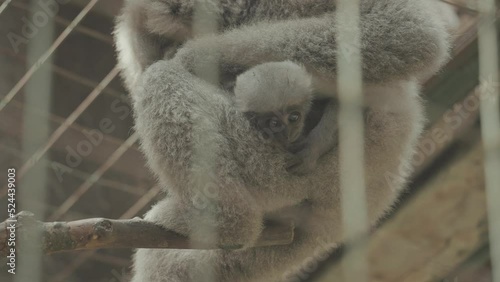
top-left (0, 211), bottom-right (294, 256)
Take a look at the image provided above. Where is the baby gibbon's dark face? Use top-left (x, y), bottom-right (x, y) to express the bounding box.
top-left (245, 107), bottom-right (305, 145)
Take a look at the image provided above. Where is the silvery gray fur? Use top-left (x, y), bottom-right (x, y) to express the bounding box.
top-left (114, 0), bottom-right (456, 281)
top-left (234, 61), bottom-right (313, 148)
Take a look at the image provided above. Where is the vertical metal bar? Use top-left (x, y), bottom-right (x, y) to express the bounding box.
top-left (0, 67), bottom-right (119, 199)
top-left (14, 1), bottom-right (54, 281)
top-left (47, 132), bottom-right (140, 221)
top-left (336, 0), bottom-right (369, 281)
top-left (50, 186), bottom-right (161, 282)
top-left (189, 1), bottom-right (220, 282)
top-left (192, 0), bottom-right (220, 85)
top-left (17, 66), bottom-right (120, 178)
top-left (478, 1), bottom-right (500, 281)
top-left (0, 0), bottom-right (100, 112)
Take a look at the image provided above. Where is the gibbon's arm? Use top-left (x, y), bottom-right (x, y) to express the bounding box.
top-left (287, 101), bottom-right (339, 175)
top-left (133, 59), bottom-right (312, 246)
top-left (132, 57), bottom-right (427, 281)
top-left (115, 0), bottom-right (188, 92)
top-left (174, 0), bottom-right (451, 88)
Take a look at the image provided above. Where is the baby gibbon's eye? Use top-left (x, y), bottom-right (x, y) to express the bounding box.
top-left (288, 112), bottom-right (301, 123)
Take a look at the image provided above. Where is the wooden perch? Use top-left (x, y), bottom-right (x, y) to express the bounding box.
top-left (0, 212), bottom-right (294, 256)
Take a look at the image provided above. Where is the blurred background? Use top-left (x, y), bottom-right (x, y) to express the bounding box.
top-left (0, 0), bottom-right (498, 281)
top-left (0, 0), bottom-right (160, 281)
